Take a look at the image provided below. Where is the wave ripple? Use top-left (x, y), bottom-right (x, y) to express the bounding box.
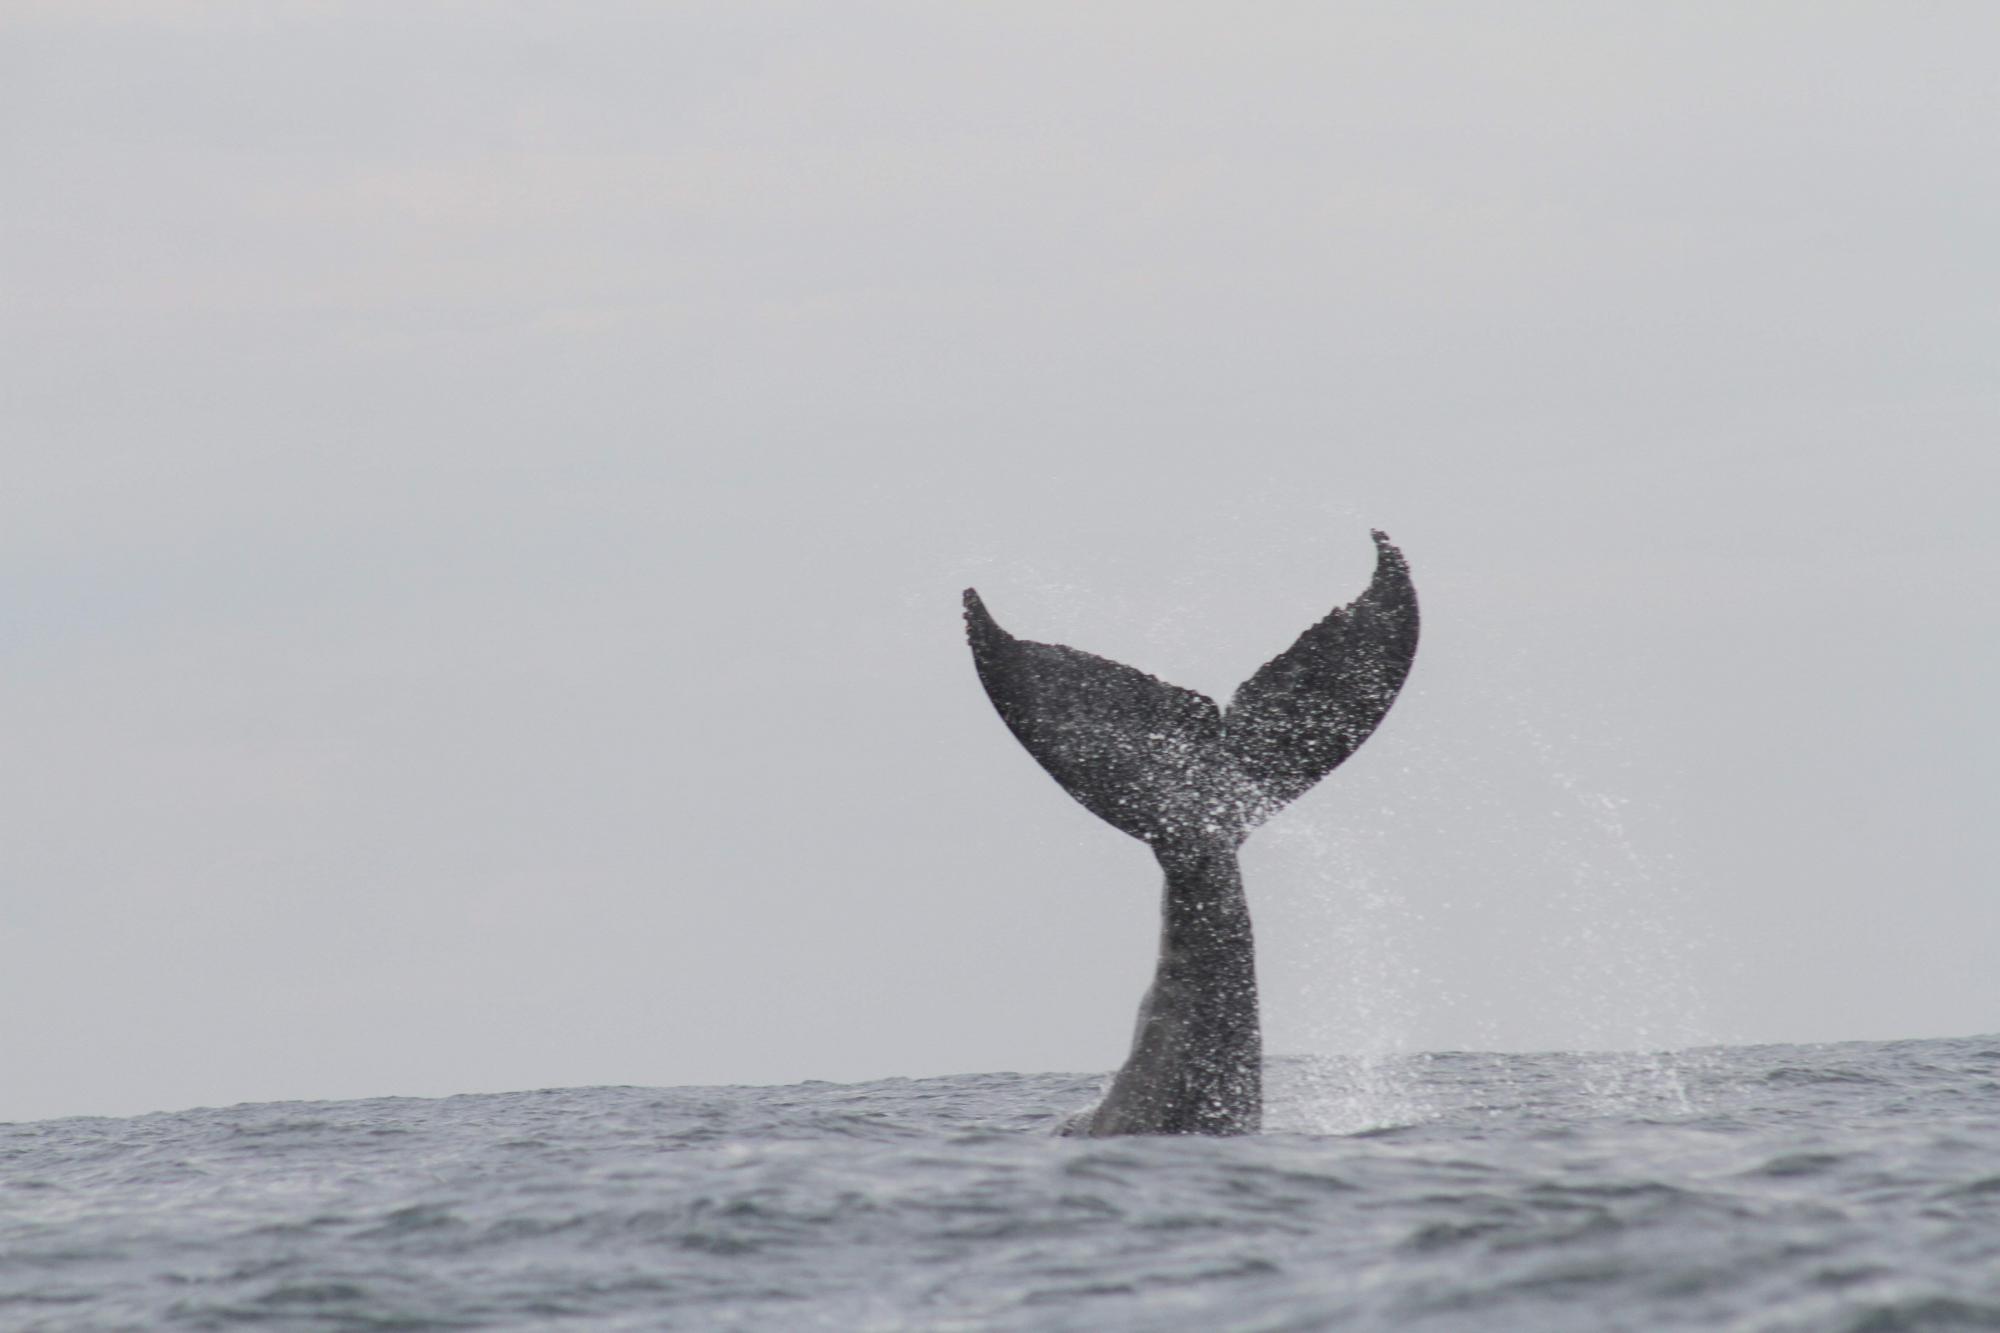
top-left (7, 1037), bottom-right (2000, 1330)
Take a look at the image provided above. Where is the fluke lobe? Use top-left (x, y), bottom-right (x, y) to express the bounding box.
top-left (963, 532), bottom-right (1418, 1136)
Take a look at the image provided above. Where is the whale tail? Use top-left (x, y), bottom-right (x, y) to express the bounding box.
top-left (963, 531), bottom-right (1418, 848)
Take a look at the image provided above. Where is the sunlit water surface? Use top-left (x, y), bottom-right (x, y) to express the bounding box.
top-left (7, 1036), bottom-right (2000, 1331)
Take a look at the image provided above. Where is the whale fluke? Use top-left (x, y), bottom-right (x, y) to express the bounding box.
top-left (964, 531), bottom-right (1419, 1135)
top-left (963, 589), bottom-right (1234, 846)
top-left (965, 530), bottom-right (1417, 848)
top-left (1220, 530), bottom-right (1418, 831)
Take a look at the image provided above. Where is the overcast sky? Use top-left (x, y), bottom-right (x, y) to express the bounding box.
top-left (3, 2), bottom-right (1995, 1124)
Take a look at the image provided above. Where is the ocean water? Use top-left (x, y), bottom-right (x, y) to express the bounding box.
top-left (6, 1036), bottom-right (2000, 1331)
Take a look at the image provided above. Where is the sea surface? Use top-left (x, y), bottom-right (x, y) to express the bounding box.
top-left (6, 1035), bottom-right (2000, 1331)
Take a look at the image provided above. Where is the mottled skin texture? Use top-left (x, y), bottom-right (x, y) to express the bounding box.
top-left (965, 533), bottom-right (1419, 1137)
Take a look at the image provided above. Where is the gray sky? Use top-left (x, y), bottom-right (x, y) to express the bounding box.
top-left (3, 2), bottom-right (1995, 1124)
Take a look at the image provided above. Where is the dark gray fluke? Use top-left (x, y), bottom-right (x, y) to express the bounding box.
top-left (963, 532), bottom-right (1418, 1135)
